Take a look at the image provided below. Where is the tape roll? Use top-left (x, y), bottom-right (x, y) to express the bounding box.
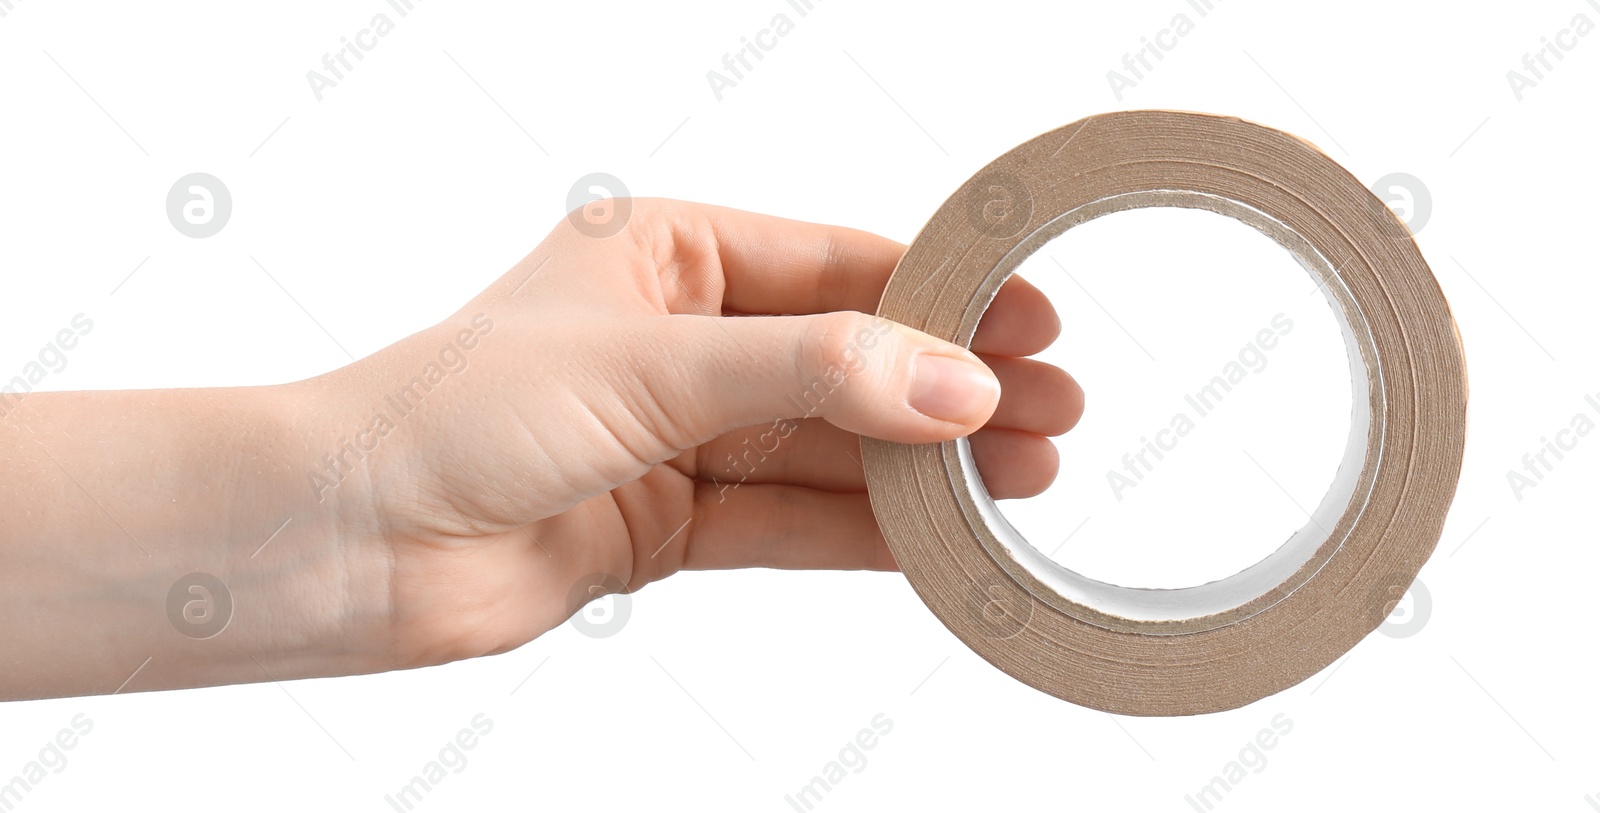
top-left (862, 110), bottom-right (1467, 716)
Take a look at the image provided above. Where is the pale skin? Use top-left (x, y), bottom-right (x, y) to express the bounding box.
top-left (0, 199), bottom-right (1084, 701)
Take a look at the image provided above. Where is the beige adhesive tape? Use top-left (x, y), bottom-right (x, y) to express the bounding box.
top-left (861, 110), bottom-right (1467, 716)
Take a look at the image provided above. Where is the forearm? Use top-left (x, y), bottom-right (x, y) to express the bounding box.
top-left (0, 382), bottom-right (392, 700)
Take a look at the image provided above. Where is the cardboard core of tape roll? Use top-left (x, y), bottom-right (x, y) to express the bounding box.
top-left (861, 110), bottom-right (1467, 716)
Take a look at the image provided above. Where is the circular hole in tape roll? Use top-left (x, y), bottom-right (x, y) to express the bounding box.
top-left (861, 110), bottom-right (1467, 716)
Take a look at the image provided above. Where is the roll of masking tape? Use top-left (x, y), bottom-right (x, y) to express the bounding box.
top-left (861, 110), bottom-right (1467, 716)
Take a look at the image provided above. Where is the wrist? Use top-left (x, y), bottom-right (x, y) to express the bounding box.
top-left (260, 376), bottom-right (398, 680)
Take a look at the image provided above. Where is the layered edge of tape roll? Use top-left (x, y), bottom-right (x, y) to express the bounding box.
top-left (861, 110), bottom-right (1467, 716)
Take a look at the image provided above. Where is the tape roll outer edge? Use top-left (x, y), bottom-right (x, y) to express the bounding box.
top-left (861, 110), bottom-right (1468, 716)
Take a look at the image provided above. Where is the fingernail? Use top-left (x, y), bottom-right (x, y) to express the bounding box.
top-left (909, 354), bottom-right (999, 423)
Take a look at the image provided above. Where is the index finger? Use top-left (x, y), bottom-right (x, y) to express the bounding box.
top-left (655, 200), bottom-right (1061, 356)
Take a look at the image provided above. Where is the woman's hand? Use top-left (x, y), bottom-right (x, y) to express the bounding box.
top-left (0, 198), bottom-right (1082, 699)
top-left (336, 199), bottom-right (1085, 668)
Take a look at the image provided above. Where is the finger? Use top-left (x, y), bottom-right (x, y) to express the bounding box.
top-left (662, 345), bottom-right (1077, 494)
top-left (678, 201), bottom-right (904, 315)
top-left (967, 427), bottom-right (1060, 499)
top-left (980, 355), bottom-right (1086, 436)
top-left (627, 201), bottom-right (1058, 338)
top-left (723, 271), bottom-right (1057, 354)
top-left (681, 417), bottom-right (866, 492)
top-left (598, 311), bottom-right (1000, 457)
top-left (972, 273), bottom-right (1062, 357)
top-left (677, 483), bottom-right (897, 571)
top-left (685, 420), bottom-right (1060, 499)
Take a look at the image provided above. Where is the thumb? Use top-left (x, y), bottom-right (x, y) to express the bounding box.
top-left (607, 311), bottom-right (1000, 450)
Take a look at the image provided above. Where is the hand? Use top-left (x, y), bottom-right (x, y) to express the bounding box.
top-left (0, 198), bottom-right (1082, 699)
top-left (334, 199), bottom-right (1085, 668)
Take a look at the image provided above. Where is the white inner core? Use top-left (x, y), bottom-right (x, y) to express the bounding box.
top-left (954, 190), bottom-right (1379, 625)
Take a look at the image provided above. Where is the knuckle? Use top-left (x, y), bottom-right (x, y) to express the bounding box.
top-left (554, 195), bottom-right (659, 243)
top-left (803, 311), bottom-right (880, 381)
top-left (617, 198), bottom-right (680, 241)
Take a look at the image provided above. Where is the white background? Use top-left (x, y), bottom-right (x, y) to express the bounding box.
top-left (2, 0), bottom-right (1597, 809)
